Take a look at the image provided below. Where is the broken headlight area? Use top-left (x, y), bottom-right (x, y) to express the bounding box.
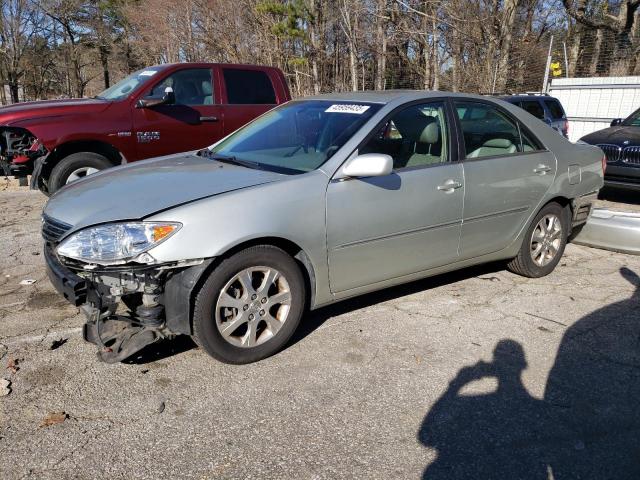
top-left (0, 128), bottom-right (47, 177)
top-left (55, 255), bottom-right (209, 364)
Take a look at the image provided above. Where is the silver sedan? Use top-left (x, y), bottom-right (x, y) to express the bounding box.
top-left (43, 91), bottom-right (604, 364)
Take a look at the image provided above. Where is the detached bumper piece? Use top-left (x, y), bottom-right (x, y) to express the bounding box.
top-left (572, 208), bottom-right (640, 256)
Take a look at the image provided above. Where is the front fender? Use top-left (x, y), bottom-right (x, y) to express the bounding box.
top-left (145, 170), bottom-right (332, 306)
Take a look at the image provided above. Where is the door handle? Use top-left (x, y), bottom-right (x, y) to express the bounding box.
top-left (437, 180), bottom-right (463, 193)
top-left (199, 116), bottom-right (219, 122)
top-left (533, 164), bottom-right (552, 174)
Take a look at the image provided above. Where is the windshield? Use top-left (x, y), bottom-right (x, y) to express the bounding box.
top-left (623, 108), bottom-right (640, 126)
top-left (96, 67), bottom-right (165, 101)
top-left (210, 100), bottom-right (381, 173)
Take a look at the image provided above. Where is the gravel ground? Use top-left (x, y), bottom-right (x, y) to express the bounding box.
top-left (1, 185), bottom-right (639, 479)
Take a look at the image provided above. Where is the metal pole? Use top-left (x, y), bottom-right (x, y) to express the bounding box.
top-left (563, 41), bottom-right (569, 78)
top-left (542, 35), bottom-right (554, 93)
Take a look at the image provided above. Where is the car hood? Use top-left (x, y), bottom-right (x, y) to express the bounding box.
top-left (44, 153), bottom-right (285, 231)
top-left (581, 126), bottom-right (640, 144)
top-left (0, 98), bottom-right (111, 126)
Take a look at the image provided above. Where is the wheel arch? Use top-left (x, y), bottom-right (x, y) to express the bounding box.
top-left (39, 139), bottom-right (124, 188)
top-left (542, 195), bottom-right (573, 228)
top-left (213, 236), bottom-right (317, 309)
top-left (165, 236), bottom-right (317, 336)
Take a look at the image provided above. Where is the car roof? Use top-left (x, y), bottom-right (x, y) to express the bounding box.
top-left (304, 90), bottom-right (496, 105)
top-left (499, 95), bottom-right (560, 102)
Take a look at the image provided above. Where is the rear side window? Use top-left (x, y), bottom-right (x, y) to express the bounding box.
top-left (455, 101), bottom-right (542, 158)
top-left (520, 100), bottom-right (545, 120)
top-left (544, 99), bottom-right (565, 119)
top-left (223, 69), bottom-right (276, 104)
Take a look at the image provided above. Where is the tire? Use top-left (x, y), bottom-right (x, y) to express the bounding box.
top-left (507, 202), bottom-right (569, 278)
top-left (48, 152), bottom-right (113, 194)
top-left (192, 245), bottom-right (306, 364)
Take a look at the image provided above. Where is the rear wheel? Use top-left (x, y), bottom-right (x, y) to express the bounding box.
top-left (507, 202), bottom-right (568, 278)
top-left (48, 152), bottom-right (113, 194)
top-left (192, 245), bottom-right (306, 364)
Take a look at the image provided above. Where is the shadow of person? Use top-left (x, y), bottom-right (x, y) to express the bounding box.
top-left (544, 266), bottom-right (640, 479)
top-left (418, 340), bottom-right (561, 479)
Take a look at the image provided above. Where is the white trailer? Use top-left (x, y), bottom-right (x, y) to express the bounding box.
top-left (548, 76), bottom-right (640, 142)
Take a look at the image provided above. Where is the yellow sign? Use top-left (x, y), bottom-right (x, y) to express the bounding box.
top-left (550, 61), bottom-right (562, 77)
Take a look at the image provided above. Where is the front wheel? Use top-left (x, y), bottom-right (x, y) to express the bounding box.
top-left (507, 202), bottom-right (569, 278)
top-left (192, 246), bottom-right (306, 364)
top-left (48, 152), bottom-right (113, 194)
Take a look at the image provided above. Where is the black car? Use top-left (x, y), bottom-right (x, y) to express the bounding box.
top-left (580, 107), bottom-right (640, 190)
top-left (499, 94), bottom-right (569, 138)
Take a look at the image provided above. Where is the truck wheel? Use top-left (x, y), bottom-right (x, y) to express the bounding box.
top-left (48, 152), bottom-right (113, 193)
top-left (507, 202), bottom-right (569, 278)
top-left (192, 245), bottom-right (306, 364)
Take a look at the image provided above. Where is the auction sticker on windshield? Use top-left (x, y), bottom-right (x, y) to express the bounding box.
top-left (325, 104), bottom-right (370, 114)
top-left (139, 70), bottom-right (158, 76)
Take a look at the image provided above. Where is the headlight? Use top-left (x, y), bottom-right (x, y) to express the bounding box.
top-left (56, 222), bottom-right (181, 265)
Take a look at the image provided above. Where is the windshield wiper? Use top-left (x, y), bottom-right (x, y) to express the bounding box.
top-left (207, 152), bottom-right (263, 170)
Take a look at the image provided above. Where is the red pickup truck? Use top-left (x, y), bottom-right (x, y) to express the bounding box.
top-left (0, 63), bottom-right (291, 194)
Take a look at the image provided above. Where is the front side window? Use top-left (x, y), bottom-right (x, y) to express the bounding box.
top-left (146, 68), bottom-right (213, 106)
top-left (210, 101), bottom-right (380, 173)
top-left (360, 102), bottom-right (448, 170)
top-left (456, 101), bottom-right (541, 158)
top-left (223, 69), bottom-right (276, 104)
top-left (520, 100), bottom-right (545, 120)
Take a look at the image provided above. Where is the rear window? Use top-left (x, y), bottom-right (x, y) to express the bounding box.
top-left (223, 69), bottom-right (276, 105)
top-left (520, 101), bottom-right (545, 120)
top-left (544, 99), bottom-right (565, 119)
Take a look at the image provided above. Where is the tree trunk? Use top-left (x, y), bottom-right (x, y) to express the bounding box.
top-left (432, 13), bottom-right (439, 90)
top-left (309, 0), bottom-right (323, 94)
top-left (100, 44), bottom-right (110, 89)
top-left (375, 0), bottom-right (387, 90)
top-left (495, 0), bottom-right (519, 92)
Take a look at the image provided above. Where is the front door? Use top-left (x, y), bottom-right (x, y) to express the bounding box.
top-left (132, 67), bottom-right (223, 160)
top-left (454, 101), bottom-right (556, 259)
top-left (326, 101), bottom-right (464, 293)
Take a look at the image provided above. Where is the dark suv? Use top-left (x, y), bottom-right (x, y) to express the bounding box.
top-left (499, 94), bottom-right (569, 138)
top-left (580, 107), bottom-right (640, 190)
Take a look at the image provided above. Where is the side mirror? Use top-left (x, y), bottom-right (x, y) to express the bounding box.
top-left (342, 153), bottom-right (393, 178)
top-left (136, 87), bottom-right (175, 108)
top-left (610, 118), bottom-right (623, 127)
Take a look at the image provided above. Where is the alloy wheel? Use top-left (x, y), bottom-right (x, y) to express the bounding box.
top-left (66, 166), bottom-right (100, 184)
top-left (215, 266), bottom-right (292, 348)
top-left (530, 213), bottom-right (562, 267)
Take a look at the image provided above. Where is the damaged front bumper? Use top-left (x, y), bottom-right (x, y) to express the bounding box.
top-left (44, 247), bottom-right (212, 363)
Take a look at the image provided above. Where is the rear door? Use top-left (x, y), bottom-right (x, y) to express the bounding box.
top-left (132, 67), bottom-right (223, 159)
top-left (217, 66), bottom-right (280, 136)
top-left (455, 101), bottom-right (556, 259)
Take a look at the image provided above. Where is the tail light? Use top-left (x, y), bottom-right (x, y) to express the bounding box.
top-left (562, 120), bottom-right (569, 137)
top-left (601, 154), bottom-right (607, 174)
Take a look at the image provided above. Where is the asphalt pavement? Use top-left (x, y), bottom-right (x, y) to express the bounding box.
top-left (1, 184), bottom-right (639, 479)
